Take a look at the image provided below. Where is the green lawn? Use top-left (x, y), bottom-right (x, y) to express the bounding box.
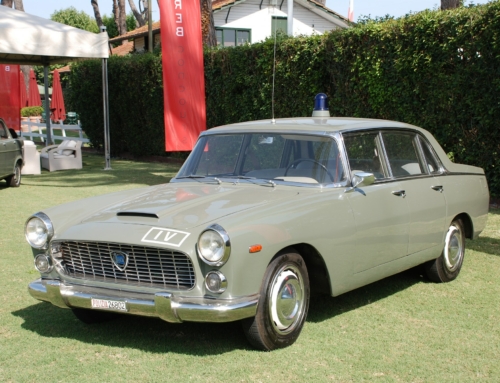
top-left (1, 152), bottom-right (499, 382)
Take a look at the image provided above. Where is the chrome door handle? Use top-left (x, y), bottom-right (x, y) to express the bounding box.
top-left (431, 185), bottom-right (443, 193)
top-left (392, 190), bottom-right (406, 198)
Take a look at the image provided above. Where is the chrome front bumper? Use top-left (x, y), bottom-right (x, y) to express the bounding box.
top-left (28, 279), bottom-right (259, 323)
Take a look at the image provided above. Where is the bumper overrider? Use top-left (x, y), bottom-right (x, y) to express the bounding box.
top-left (29, 279), bottom-right (259, 323)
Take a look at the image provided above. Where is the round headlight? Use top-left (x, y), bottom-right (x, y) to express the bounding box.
top-left (25, 212), bottom-right (53, 249)
top-left (197, 224), bottom-right (231, 266)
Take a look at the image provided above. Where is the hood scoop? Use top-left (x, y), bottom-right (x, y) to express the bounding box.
top-left (117, 212), bottom-right (159, 219)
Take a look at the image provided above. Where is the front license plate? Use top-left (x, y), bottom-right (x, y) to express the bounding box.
top-left (91, 298), bottom-right (127, 312)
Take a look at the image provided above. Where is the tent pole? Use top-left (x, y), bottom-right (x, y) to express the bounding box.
top-left (102, 56), bottom-right (111, 170)
top-left (43, 65), bottom-right (52, 146)
top-left (101, 26), bottom-right (111, 170)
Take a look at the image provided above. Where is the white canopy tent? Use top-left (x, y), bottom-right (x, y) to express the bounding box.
top-left (0, 5), bottom-right (111, 169)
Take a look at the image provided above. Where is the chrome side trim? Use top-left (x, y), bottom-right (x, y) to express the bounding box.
top-left (28, 279), bottom-right (259, 324)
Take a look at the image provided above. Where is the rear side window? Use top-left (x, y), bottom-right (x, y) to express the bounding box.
top-left (419, 138), bottom-right (441, 174)
top-left (0, 122), bottom-right (7, 139)
top-left (382, 132), bottom-right (425, 177)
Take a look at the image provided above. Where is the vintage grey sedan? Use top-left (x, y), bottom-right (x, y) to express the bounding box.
top-left (26, 106), bottom-right (489, 350)
top-left (0, 118), bottom-right (23, 187)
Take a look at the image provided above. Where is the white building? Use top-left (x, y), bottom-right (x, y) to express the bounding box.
top-left (108, 1), bottom-right (350, 51)
top-left (213, 0), bottom-right (350, 46)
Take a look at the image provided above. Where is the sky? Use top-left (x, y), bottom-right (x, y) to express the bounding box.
top-left (20, 0), bottom-right (492, 22)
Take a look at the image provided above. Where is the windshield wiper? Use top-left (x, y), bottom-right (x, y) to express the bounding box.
top-left (176, 175), bottom-right (206, 179)
top-left (176, 175), bottom-right (221, 185)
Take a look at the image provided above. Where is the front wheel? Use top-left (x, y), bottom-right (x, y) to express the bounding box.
top-left (242, 251), bottom-right (310, 350)
top-left (425, 219), bottom-right (465, 283)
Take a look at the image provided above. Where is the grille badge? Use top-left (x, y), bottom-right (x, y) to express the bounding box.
top-left (110, 251), bottom-right (129, 271)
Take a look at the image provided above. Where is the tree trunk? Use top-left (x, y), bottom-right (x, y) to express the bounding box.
top-left (91, 0), bottom-right (103, 28)
top-left (200, 0), bottom-right (216, 47)
top-left (0, 0), bottom-right (14, 7)
top-left (441, 0), bottom-right (461, 10)
top-left (140, 0), bottom-right (149, 22)
top-left (113, 0), bottom-right (128, 41)
top-left (128, 0), bottom-right (145, 27)
top-left (13, 0), bottom-right (23, 11)
top-left (118, 0), bottom-right (128, 38)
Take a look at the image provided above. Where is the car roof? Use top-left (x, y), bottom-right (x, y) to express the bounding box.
top-left (203, 117), bottom-right (425, 136)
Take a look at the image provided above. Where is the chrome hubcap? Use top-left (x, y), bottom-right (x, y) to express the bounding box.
top-left (269, 264), bottom-right (304, 334)
top-left (444, 225), bottom-right (463, 271)
top-left (15, 165), bottom-right (20, 184)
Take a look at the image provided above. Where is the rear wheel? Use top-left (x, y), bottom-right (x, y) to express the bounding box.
top-left (6, 162), bottom-right (21, 187)
top-left (242, 251), bottom-right (310, 350)
top-left (72, 308), bottom-right (118, 324)
top-left (425, 219), bottom-right (465, 283)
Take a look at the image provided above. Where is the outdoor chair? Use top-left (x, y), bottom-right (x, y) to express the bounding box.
top-left (40, 139), bottom-right (82, 172)
top-left (66, 112), bottom-right (79, 125)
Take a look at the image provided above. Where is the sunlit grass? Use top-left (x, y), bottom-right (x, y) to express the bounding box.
top-left (0, 153), bottom-right (499, 382)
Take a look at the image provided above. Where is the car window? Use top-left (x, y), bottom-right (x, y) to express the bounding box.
top-left (194, 134), bottom-right (245, 176)
top-left (343, 132), bottom-right (386, 179)
top-left (242, 134), bottom-right (285, 173)
top-left (0, 122), bottom-right (8, 139)
top-left (382, 132), bottom-right (425, 177)
top-left (419, 137), bottom-right (441, 174)
top-left (178, 133), bottom-right (344, 184)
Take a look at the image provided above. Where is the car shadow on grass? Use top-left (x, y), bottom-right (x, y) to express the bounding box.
top-left (12, 303), bottom-right (251, 354)
top-left (13, 266), bottom-right (427, 354)
top-left (308, 265), bottom-right (426, 323)
top-left (466, 236), bottom-right (500, 257)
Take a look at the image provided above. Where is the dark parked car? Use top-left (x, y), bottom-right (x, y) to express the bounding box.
top-left (0, 118), bottom-right (23, 187)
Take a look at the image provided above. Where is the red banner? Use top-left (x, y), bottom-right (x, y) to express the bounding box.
top-left (0, 64), bottom-right (21, 131)
top-left (159, 0), bottom-right (207, 152)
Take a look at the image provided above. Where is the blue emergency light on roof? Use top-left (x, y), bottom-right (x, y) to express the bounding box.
top-left (312, 93), bottom-right (331, 117)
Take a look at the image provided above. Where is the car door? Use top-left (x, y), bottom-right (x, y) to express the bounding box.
top-left (343, 131), bottom-right (410, 273)
top-left (380, 131), bottom-right (446, 255)
top-left (0, 120), bottom-right (10, 177)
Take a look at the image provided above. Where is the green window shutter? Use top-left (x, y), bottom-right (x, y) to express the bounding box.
top-left (271, 16), bottom-right (287, 35)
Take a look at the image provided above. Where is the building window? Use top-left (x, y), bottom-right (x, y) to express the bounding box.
top-left (216, 28), bottom-right (251, 47)
top-left (271, 16), bottom-right (287, 35)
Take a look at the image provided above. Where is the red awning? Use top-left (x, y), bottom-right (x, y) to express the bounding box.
top-left (19, 72), bottom-right (28, 108)
top-left (27, 68), bottom-right (41, 107)
top-left (51, 69), bottom-right (65, 122)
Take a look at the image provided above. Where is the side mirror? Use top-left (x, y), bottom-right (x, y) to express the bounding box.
top-left (352, 172), bottom-right (375, 188)
top-left (345, 172), bottom-right (375, 193)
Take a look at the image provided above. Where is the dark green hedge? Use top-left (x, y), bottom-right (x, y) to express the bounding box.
top-left (69, 54), bottom-right (165, 157)
top-left (69, 2), bottom-right (500, 195)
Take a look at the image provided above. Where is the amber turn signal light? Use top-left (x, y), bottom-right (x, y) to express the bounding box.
top-left (249, 244), bottom-right (263, 253)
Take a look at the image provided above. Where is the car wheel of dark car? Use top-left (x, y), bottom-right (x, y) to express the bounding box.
top-left (72, 308), bottom-right (118, 324)
top-left (425, 219), bottom-right (465, 283)
top-left (6, 161), bottom-right (21, 187)
top-left (242, 251), bottom-right (310, 350)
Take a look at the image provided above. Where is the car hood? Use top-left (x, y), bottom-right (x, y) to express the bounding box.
top-left (77, 182), bottom-right (295, 230)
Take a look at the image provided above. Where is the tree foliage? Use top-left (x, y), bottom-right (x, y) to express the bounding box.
top-left (50, 7), bottom-right (99, 33)
top-left (102, 13), bottom-right (137, 38)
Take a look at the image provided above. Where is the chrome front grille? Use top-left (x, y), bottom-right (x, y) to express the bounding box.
top-left (57, 241), bottom-right (195, 289)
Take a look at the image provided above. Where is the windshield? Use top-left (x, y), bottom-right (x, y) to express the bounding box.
top-left (177, 133), bottom-right (345, 184)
